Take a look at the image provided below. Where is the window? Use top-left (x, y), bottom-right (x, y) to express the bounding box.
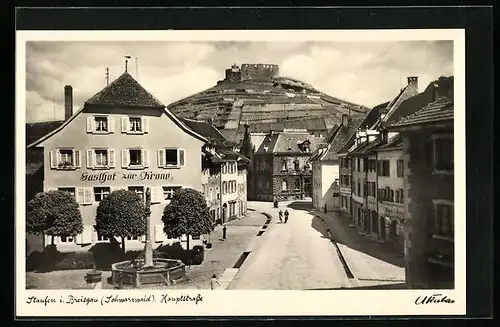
top-left (433, 201), bottom-right (454, 239)
top-left (127, 236), bottom-right (139, 241)
top-left (59, 149), bottom-right (73, 166)
top-left (367, 182), bottom-right (376, 197)
top-left (128, 186), bottom-right (144, 201)
top-left (282, 160), bottom-right (288, 171)
top-left (87, 116), bottom-right (114, 134)
top-left (121, 116), bottom-right (149, 134)
top-left (163, 186), bottom-right (181, 200)
top-left (165, 149), bottom-right (178, 165)
top-left (51, 149), bottom-right (81, 169)
top-left (94, 187), bottom-right (110, 202)
top-left (95, 117), bottom-right (108, 132)
top-left (282, 181), bottom-right (288, 191)
top-left (60, 235), bottom-right (74, 243)
top-left (294, 160), bottom-right (300, 171)
top-left (158, 148), bottom-right (185, 168)
top-left (397, 159), bottom-right (404, 177)
top-left (86, 149), bottom-right (115, 169)
top-left (434, 137), bottom-right (454, 171)
top-left (378, 160), bottom-right (390, 177)
top-left (357, 158), bottom-right (361, 172)
top-left (58, 187), bottom-right (76, 198)
top-left (130, 149), bottom-right (142, 165)
top-left (129, 117), bottom-right (142, 132)
top-left (95, 149), bottom-right (108, 167)
top-left (357, 182), bottom-right (361, 196)
top-left (96, 232), bottom-right (108, 242)
top-left (294, 179), bottom-right (300, 190)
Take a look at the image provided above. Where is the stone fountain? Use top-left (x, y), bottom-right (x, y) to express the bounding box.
top-left (111, 188), bottom-right (186, 288)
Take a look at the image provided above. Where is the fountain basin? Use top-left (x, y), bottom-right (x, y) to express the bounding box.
top-left (111, 258), bottom-right (186, 288)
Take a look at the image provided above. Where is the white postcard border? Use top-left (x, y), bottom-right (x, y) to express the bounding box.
top-left (15, 29), bottom-right (466, 317)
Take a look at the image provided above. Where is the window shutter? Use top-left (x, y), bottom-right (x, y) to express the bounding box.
top-left (143, 149), bottom-right (149, 168)
top-left (179, 149), bottom-right (185, 167)
top-left (74, 150), bottom-right (81, 168)
top-left (154, 225), bottom-right (164, 243)
top-left (151, 186), bottom-right (161, 204)
top-left (86, 150), bottom-right (94, 168)
top-left (140, 234), bottom-right (146, 243)
top-left (108, 116), bottom-right (115, 133)
top-left (86, 117), bottom-right (94, 133)
top-left (158, 149), bottom-right (165, 168)
top-left (121, 117), bottom-right (128, 133)
top-left (50, 150), bottom-right (57, 169)
top-left (76, 188), bottom-right (85, 204)
top-left (84, 188), bottom-right (93, 205)
top-left (142, 117), bottom-right (149, 133)
top-left (121, 149), bottom-right (129, 168)
top-left (108, 149), bottom-right (115, 168)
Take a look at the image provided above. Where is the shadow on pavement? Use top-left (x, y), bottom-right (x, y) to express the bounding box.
top-left (292, 201), bottom-right (405, 268)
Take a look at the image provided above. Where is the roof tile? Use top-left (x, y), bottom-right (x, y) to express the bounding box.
top-left (85, 72), bottom-right (164, 108)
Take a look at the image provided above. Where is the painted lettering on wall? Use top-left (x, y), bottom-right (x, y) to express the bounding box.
top-left (80, 171), bottom-right (173, 183)
top-left (381, 204), bottom-right (404, 217)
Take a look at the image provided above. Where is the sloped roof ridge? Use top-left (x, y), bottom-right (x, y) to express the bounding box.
top-left (85, 71), bottom-right (165, 108)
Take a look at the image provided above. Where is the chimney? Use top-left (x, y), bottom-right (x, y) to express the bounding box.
top-left (342, 114), bottom-right (349, 126)
top-left (407, 76), bottom-right (418, 90)
top-left (64, 85), bottom-right (73, 121)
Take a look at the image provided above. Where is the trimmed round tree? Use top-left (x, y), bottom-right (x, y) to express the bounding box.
top-left (162, 188), bottom-right (212, 250)
top-left (95, 190), bottom-right (146, 253)
top-left (26, 190), bottom-right (83, 246)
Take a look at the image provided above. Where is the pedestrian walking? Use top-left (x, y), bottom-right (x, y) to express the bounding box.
top-left (284, 210), bottom-right (289, 223)
top-left (210, 274), bottom-right (221, 290)
top-left (278, 210), bottom-right (283, 223)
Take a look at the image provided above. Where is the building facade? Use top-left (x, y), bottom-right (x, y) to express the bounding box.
top-left (375, 136), bottom-right (405, 246)
top-left (27, 71), bottom-right (210, 252)
top-left (389, 90), bottom-right (454, 289)
top-left (309, 114), bottom-right (365, 213)
top-left (253, 129), bottom-right (323, 202)
top-left (181, 118), bottom-right (250, 225)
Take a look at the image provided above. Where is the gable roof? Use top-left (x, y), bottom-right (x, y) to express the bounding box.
top-left (255, 133), bottom-right (280, 154)
top-left (388, 96), bottom-right (454, 129)
top-left (85, 72), bottom-right (165, 109)
top-left (384, 76), bottom-right (454, 127)
top-left (26, 120), bottom-right (65, 145)
top-left (273, 132), bottom-right (323, 153)
top-left (375, 134), bottom-right (403, 151)
top-left (180, 118), bottom-right (229, 148)
top-left (27, 74), bottom-right (208, 149)
top-left (317, 115), bottom-right (366, 161)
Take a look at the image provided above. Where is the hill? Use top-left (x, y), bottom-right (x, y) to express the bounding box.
top-left (167, 63), bottom-right (370, 142)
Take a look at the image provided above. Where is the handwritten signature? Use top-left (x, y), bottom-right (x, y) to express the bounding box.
top-left (415, 293), bottom-right (455, 305)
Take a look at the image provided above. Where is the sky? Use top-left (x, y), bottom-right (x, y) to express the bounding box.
top-left (25, 40), bottom-right (453, 123)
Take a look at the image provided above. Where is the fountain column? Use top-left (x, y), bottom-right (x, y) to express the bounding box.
top-left (144, 187), bottom-right (153, 268)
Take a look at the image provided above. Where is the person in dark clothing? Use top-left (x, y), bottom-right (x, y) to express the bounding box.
top-left (284, 210), bottom-right (289, 223)
top-left (278, 210), bottom-right (283, 223)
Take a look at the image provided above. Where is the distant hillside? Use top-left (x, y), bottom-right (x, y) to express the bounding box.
top-left (167, 63), bottom-right (369, 143)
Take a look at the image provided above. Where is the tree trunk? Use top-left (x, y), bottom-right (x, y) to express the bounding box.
top-left (186, 235), bottom-right (190, 251)
top-left (51, 234), bottom-right (54, 245)
top-left (121, 236), bottom-right (126, 254)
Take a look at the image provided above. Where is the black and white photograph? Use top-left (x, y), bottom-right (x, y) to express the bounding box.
top-left (16, 29), bottom-right (466, 317)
